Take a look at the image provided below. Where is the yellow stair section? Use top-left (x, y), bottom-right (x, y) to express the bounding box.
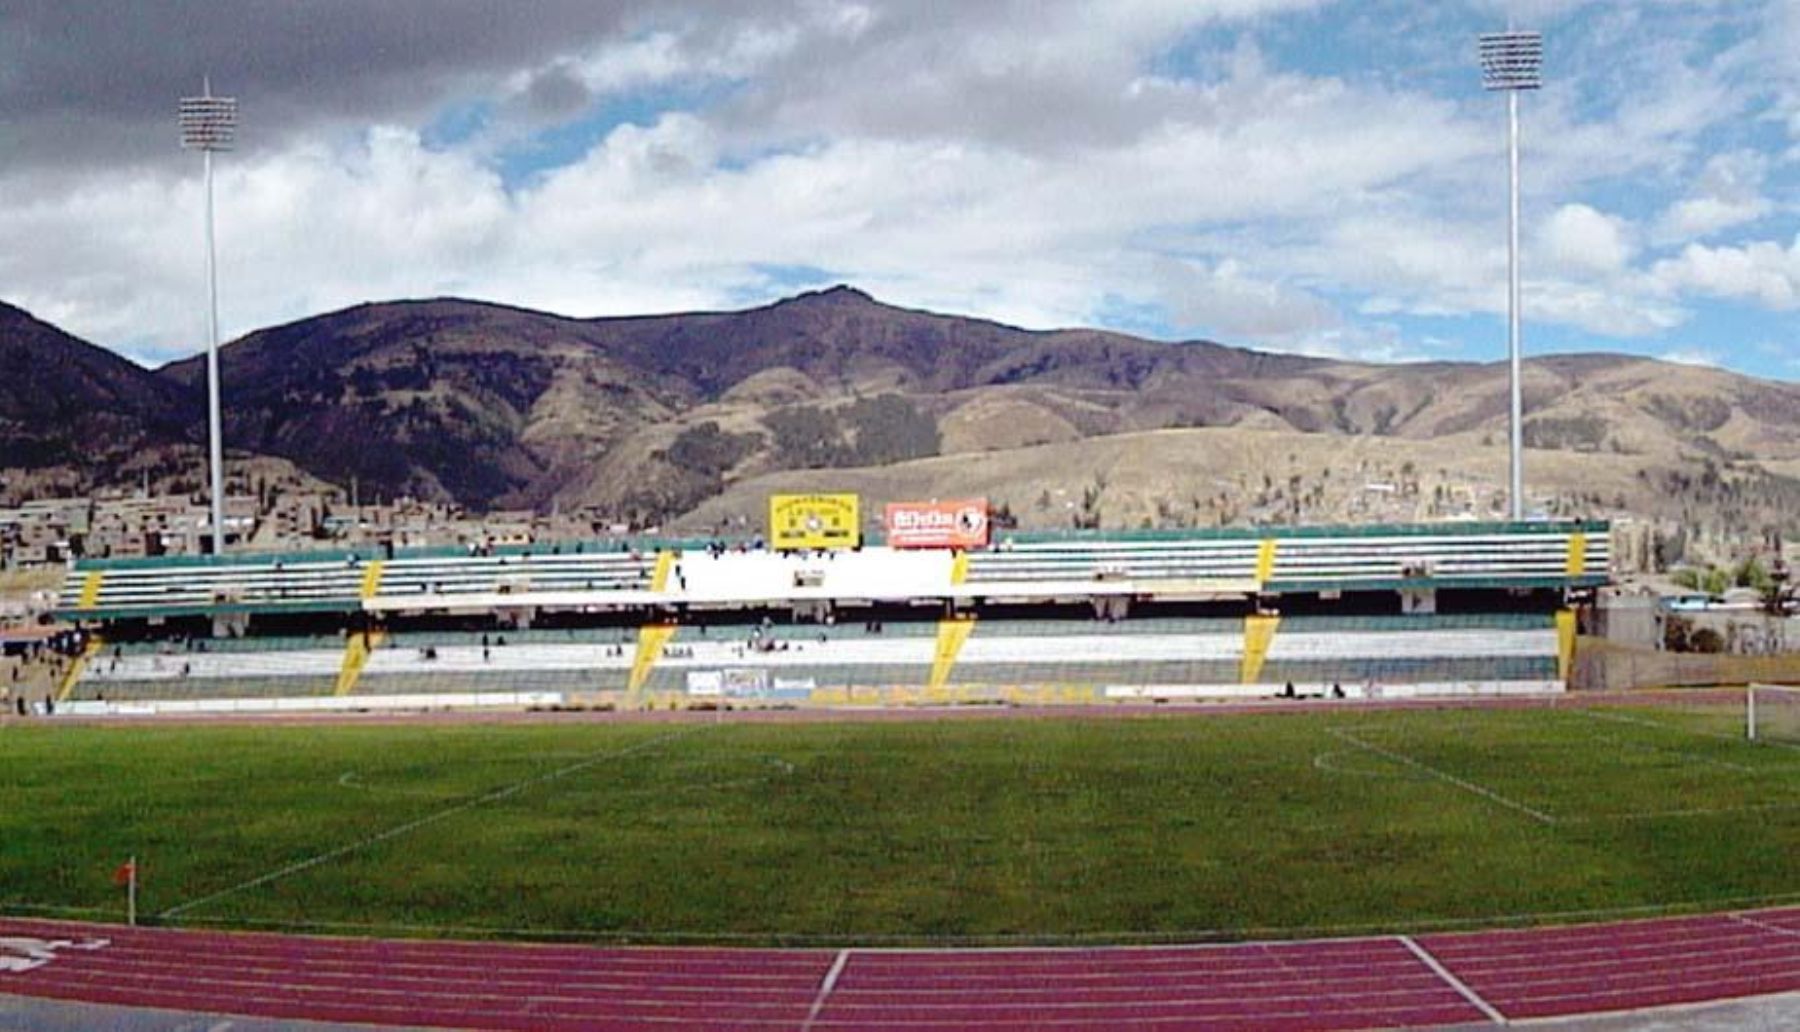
top-left (1555, 609), bottom-right (1578, 683)
top-left (950, 552), bottom-right (970, 586)
top-left (77, 571), bottom-right (104, 611)
top-left (927, 616), bottom-right (978, 696)
top-left (1240, 615), bottom-right (1281, 685)
top-left (359, 560), bottom-right (385, 600)
top-left (651, 551), bottom-right (676, 592)
top-left (334, 630), bottom-right (385, 696)
top-left (55, 634), bottom-right (105, 703)
top-left (1565, 533), bottom-right (1588, 577)
top-left (628, 624), bottom-right (679, 707)
top-left (1254, 539), bottom-right (1279, 588)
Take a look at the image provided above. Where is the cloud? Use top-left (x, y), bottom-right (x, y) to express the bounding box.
top-left (0, 1), bottom-right (649, 172)
top-left (1654, 151), bottom-right (1774, 243)
top-left (1, 0), bottom-right (1796, 382)
top-left (518, 64), bottom-right (593, 121)
top-left (1659, 347), bottom-right (1722, 368)
top-left (1652, 236), bottom-right (1800, 310)
top-left (1528, 280), bottom-right (1686, 337)
top-left (0, 7), bottom-right (1498, 359)
top-left (1154, 258), bottom-right (1341, 340)
top-left (1538, 203), bottom-right (1635, 275)
top-left (1287, 321), bottom-right (1431, 364)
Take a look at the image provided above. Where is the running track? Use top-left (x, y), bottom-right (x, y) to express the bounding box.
top-left (9, 908), bottom-right (1800, 1029)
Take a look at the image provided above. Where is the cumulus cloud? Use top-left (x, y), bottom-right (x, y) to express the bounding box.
top-left (1538, 204), bottom-right (1635, 275)
top-left (1154, 258), bottom-right (1341, 340)
top-left (1660, 347), bottom-right (1723, 368)
top-left (0, 0), bottom-right (1793, 378)
top-left (1651, 236), bottom-right (1800, 310)
top-left (1654, 151), bottom-right (1774, 243)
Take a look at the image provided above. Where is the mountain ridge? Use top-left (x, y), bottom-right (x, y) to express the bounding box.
top-left (5, 289), bottom-right (1800, 548)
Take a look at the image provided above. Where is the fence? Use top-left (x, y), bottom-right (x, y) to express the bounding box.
top-left (1570, 637), bottom-right (1800, 691)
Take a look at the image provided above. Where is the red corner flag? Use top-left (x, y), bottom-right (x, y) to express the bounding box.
top-left (114, 857), bottom-right (138, 925)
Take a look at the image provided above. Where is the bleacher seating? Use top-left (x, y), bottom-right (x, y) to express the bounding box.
top-left (54, 520), bottom-right (1608, 623)
top-left (59, 557), bottom-right (365, 618)
top-left (965, 542), bottom-right (1262, 585)
top-left (376, 551), bottom-right (653, 598)
top-left (968, 522), bottom-right (1609, 593)
top-left (57, 609), bottom-right (1570, 709)
top-left (47, 520), bottom-right (1599, 713)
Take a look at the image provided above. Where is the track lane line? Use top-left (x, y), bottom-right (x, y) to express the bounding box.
top-left (802, 948), bottom-right (851, 1031)
top-left (1400, 934), bottom-right (1507, 1026)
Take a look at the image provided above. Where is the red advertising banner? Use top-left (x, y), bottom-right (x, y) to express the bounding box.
top-left (885, 500), bottom-right (990, 549)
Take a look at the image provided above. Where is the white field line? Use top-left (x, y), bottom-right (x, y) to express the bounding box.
top-left (1576, 707), bottom-right (1743, 742)
top-left (1569, 709), bottom-right (1767, 769)
top-left (1327, 727), bottom-right (1557, 825)
top-left (1560, 801), bottom-right (1800, 824)
top-left (1311, 749), bottom-right (1432, 782)
top-left (1577, 706), bottom-right (1800, 758)
top-left (1728, 912), bottom-right (1800, 939)
top-left (1400, 935), bottom-right (1507, 1026)
top-left (1604, 737), bottom-right (1758, 775)
top-left (161, 727), bottom-right (701, 920)
top-left (26, 895), bottom-right (1800, 951)
top-left (802, 948), bottom-right (852, 1031)
top-left (1336, 717), bottom-right (1795, 825)
top-left (0, 902), bottom-right (120, 918)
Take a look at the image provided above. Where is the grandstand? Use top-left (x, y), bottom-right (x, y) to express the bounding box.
top-left (47, 520), bottom-right (1605, 714)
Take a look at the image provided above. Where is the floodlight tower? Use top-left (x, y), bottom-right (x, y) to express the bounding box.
top-left (179, 78), bottom-right (237, 555)
top-left (1479, 30), bottom-right (1541, 522)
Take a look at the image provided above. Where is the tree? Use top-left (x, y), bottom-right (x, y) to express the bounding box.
top-left (1664, 614), bottom-right (1693, 652)
top-left (1733, 556), bottom-right (1773, 594)
top-left (1690, 627), bottom-right (1726, 654)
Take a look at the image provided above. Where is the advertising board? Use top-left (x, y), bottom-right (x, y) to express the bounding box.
top-left (769, 493), bottom-right (861, 550)
top-left (884, 499), bottom-right (990, 549)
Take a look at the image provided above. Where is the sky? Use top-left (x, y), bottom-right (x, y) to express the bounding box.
top-left (1, 0), bottom-right (1796, 380)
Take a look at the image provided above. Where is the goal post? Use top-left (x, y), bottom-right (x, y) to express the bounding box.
top-left (1747, 683), bottom-right (1800, 743)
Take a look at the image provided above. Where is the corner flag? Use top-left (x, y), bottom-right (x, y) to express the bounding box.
top-left (113, 857), bottom-right (137, 925)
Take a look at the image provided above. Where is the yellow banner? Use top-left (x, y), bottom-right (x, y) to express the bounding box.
top-left (769, 493), bottom-right (861, 550)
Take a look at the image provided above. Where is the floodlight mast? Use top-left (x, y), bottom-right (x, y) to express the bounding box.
top-left (179, 78), bottom-right (237, 555)
top-left (1479, 30), bottom-right (1541, 522)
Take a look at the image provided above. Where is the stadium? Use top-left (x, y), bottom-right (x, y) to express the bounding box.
top-left (9, 4), bottom-right (1800, 1029)
top-left (47, 506), bottom-right (1604, 713)
top-left (14, 503), bottom-right (1800, 1028)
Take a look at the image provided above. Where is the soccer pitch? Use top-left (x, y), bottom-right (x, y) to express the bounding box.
top-left (6, 701), bottom-right (1800, 945)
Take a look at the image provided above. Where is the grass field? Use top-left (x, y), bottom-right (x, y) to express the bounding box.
top-left (6, 700), bottom-right (1800, 945)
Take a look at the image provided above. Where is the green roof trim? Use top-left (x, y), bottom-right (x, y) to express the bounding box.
top-left (1263, 574), bottom-right (1608, 594)
top-left (1001, 519), bottom-right (1609, 545)
top-left (51, 599), bottom-right (362, 622)
top-left (66, 520), bottom-right (1609, 573)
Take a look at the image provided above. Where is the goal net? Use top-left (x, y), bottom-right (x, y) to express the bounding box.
top-left (1747, 683), bottom-right (1800, 744)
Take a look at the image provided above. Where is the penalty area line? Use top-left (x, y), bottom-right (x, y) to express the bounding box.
top-left (161, 726), bottom-right (702, 920)
top-left (1328, 726), bottom-right (1557, 826)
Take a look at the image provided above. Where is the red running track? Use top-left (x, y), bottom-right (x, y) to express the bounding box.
top-left (6, 909), bottom-right (1800, 1030)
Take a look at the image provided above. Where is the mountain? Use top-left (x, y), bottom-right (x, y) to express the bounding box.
top-left (0, 301), bottom-right (191, 490)
top-left (150, 286), bottom-right (1336, 513)
top-left (8, 288), bottom-right (1800, 553)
